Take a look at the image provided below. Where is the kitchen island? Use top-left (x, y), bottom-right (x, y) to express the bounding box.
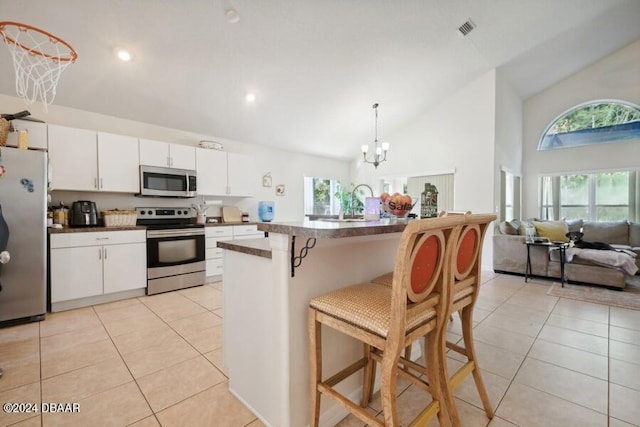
top-left (219, 219), bottom-right (408, 427)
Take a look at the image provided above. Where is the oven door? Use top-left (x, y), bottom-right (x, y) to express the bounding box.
top-left (147, 228), bottom-right (205, 279)
top-left (140, 165), bottom-right (197, 198)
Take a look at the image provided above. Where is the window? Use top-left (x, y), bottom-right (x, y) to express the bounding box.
top-left (304, 177), bottom-right (340, 216)
top-left (303, 178), bottom-right (365, 216)
top-left (499, 170), bottom-right (520, 221)
top-left (539, 171), bottom-right (638, 221)
top-left (538, 100), bottom-right (640, 151)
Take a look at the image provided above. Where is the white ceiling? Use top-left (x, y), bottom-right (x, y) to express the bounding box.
top-left (1, 0), bottom-right (639, 160)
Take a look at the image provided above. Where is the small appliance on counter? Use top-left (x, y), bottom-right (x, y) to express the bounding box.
top-left (241, 212), bottom-right (250, 222)
top-left (69, 200), bottom-right (98, 226)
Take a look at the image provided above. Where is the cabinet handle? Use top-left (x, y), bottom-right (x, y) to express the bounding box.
top-left (98, 248), bottom-right (102, 260)
top-left (94, 178), bottom-right (98, 189)
top-left (104, 248), bottom-right (107, 259)
top-left (100, 178), bottom-right (103, 189)
top-left (96, 237), bottom-right (109, 240)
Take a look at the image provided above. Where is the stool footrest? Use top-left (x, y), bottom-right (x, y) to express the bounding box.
top-left (323, 358), bottom-right (367, 387)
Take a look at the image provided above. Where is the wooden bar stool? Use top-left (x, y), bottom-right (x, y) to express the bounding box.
top-left (369, 212), bottom-right (496, 426)
top-left (308, 216), bottom-right (465, 427)
top-left (438, 211), bottom-right (496, 425)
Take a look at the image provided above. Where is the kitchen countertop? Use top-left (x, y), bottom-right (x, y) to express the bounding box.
top-left (48, 225), bottom-right (146, 233)
top-left (217, 238), bottom-right (272, 258)
top-left (48, 222), bottom-right (261, 233)
top-left (256, 218), bottom-right (408, 239)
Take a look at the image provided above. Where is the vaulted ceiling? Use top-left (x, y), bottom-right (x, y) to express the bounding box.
top-left (1, 0), bottom-right (639, 160)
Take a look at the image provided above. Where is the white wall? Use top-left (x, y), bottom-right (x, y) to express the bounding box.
top-left (522, 38), bottom-right (640, 218)
top-left (494, 68), bottom-right (524, 219)
top-left (352, 70), bottom-right (498, 268)
top-left (1, 94), bottom-right (350, 222)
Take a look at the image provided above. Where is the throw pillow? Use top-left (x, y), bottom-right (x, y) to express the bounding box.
top-left (498, 221), bottom-right (518, 235)
top-left (532, 220), bottom-right (569, 242)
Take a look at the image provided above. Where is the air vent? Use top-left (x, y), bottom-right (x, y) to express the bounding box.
top-left (458, 19), bottom-right (475, 36)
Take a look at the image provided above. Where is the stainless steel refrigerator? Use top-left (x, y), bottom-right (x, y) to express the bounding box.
top-left (0, 147), bottom-right (47, 325)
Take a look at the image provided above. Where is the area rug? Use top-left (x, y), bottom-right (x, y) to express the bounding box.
top-left (548, 276), bottom-right (640, 311)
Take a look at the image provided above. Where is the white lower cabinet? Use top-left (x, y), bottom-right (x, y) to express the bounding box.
top-left (50, 230), bottom-right (146, 309)
top-left (232, 224), bottom-right (265, 239)
top-left (205, 225), bottom-right (266, 277)
top-left (206, 226), bottom-right (233, 277)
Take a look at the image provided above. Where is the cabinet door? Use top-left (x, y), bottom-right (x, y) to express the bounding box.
top-left (98, 132), bottom-right (140, 192)
top-left (103, 242), bottom-right (147, 294)
top-left (227, 152), bottom-right (255, 196)
top-left (196, 148), bottom-right (228, 196)
top-left (170, 144), bottom-right (196, 170)
top-left (48, 124), bottom-right (98, 191)
top-left (139, 138), bottom-right (170, 167)
top-left (50, 246), bottom-right (103, 303)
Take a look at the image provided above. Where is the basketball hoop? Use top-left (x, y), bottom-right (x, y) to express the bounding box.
top-left (0, 21), bottom-right (78, 111)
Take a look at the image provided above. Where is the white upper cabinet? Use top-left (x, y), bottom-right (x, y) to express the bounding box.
top-left (139, 139), bottom-right (195, 170)
top-left (48, 124), bottom-right (98, 191)
top-left (195, 149), bottom-right (255, 197)
top-left (196, 147), bottom-right (227, 196)
top-left (49, 125), bottom-right (140, 193)
top-left (227, 152), bottom-right (254, 197)
top-left (170, 144), bottom-right (196, 170)
top-left (97, 132), bottom-right (140, 192)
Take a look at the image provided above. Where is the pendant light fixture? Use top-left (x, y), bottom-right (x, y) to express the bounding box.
top-left (361, 103), bottom-right (389, 169)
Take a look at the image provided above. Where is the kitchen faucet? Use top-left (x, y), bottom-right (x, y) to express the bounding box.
top-left (351, 184), bottom-right (374, 216)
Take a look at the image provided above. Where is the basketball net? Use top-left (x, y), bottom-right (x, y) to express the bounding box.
top-left (0, 21), bottom-right (78, 112)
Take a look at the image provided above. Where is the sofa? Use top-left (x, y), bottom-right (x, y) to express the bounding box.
top-left (493, 219), bottom-right (640, 290)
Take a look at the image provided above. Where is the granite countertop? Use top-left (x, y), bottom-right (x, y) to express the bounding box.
top-left (204, 222), bottom-right (260, 227)
top-left (217, 238), bottom-right (272, 258)
top-left (49, 222), bottom-right (261, 233)
top-left (257, 219), bottom-right (408, 238)
top-left (48, 225), bottom-right (146, 233)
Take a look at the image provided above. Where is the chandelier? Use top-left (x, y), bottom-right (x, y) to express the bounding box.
top-left (361, 103), bottom-right (389, 169)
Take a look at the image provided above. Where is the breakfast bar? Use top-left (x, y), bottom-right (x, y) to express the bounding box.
top-left (218, 219), bottom-right (409, 427)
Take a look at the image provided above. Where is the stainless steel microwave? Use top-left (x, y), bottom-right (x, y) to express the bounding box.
top-left (139, 165), bottom-right (197, 198)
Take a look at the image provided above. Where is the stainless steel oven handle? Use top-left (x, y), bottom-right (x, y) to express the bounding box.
top-left (147, 229), bottom-right (204, 238)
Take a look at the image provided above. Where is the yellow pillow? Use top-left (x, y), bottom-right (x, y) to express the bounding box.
top-left (532, 220), bottom-right (569, 242)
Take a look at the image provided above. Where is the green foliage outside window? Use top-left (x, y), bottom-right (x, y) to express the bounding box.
top-left (549, 103), bottom-right (640, 134)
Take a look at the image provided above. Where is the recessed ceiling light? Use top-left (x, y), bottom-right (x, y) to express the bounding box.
top-left (245, 93), bottom-right (256, 103)
top-left (226, 8), bottom-right (240, 24)
top-left (115, 48), bottom-right (132, 62)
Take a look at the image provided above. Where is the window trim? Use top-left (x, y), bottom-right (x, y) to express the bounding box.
top-left (538, 99), bottom-right (640, 151)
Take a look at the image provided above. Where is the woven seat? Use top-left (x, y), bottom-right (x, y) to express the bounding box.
top-left (369, 212), bottom-right (496, 426)
top-left (309, 216), bottom-right (466, 427)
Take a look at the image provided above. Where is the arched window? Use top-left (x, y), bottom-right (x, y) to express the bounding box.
top-left (538, 100), bottom-right (640, 151)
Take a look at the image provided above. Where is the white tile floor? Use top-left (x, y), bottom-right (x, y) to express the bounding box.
top-left (0, 273), bottom-right (639, 426)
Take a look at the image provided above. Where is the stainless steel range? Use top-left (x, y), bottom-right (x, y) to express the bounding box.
top-left (136, 207), bottom-right (205, 295)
